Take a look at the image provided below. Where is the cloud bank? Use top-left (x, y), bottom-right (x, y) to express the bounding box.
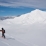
top-left (0, 0), bottom-right (46, 9)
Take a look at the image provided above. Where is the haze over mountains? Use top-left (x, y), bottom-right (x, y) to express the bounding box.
top-left (0, 16), bottom-right (15, 20)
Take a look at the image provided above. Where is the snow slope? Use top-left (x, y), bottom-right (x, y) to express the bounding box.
top-left (0, 9), bottom-right (46, 46)
top-left (0, 33), bottom-right (27, 46)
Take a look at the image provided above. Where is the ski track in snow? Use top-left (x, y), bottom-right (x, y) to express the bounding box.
top-left (1, 41), bottom-right (11, 46)
top-left (0, 34), bottom-right (27, 46)
top-left (0, 34), bottom-right (13, 46)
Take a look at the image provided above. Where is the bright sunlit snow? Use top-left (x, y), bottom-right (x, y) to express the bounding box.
top-left (0, 9), bottom-right (46, 46)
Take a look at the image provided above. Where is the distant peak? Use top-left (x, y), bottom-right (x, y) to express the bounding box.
top-left (30, 9), bottom-right (43, 14)
top-left (35, 9), bottom-right (40, 10)
top-left (34, 9), bottom-right (41, 12)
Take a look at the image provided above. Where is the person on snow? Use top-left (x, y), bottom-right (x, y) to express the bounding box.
top-left (2, 28), bottom-right (5, 38)
top-left (0, 28), bottom-right (5, 38)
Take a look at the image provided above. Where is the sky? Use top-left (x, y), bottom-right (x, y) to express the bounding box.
top-left (0, 0), bottom-right (46, 16)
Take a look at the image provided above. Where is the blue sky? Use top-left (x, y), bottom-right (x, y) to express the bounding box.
top-left (0, 6), bottom-right (35, 16)
top-left (0, 0), bottom-right (46, 16)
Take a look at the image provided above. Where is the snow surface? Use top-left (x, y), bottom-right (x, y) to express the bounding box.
top-left (0, 9), bottom-right (46, 46)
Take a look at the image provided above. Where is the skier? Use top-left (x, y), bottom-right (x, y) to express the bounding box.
top-left (0, 28), bottom-right (5, 38)
top-left (1, 28), bottom-right (5, 38)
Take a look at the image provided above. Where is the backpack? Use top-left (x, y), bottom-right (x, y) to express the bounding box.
top-left (4, 30), bottom-right (5, 33)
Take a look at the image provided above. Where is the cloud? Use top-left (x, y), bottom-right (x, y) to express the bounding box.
top-left (0, 0), bottom-right (46, 9)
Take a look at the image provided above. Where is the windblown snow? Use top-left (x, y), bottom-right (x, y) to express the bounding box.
top-left (0, 9), bottom-right (46, 46)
